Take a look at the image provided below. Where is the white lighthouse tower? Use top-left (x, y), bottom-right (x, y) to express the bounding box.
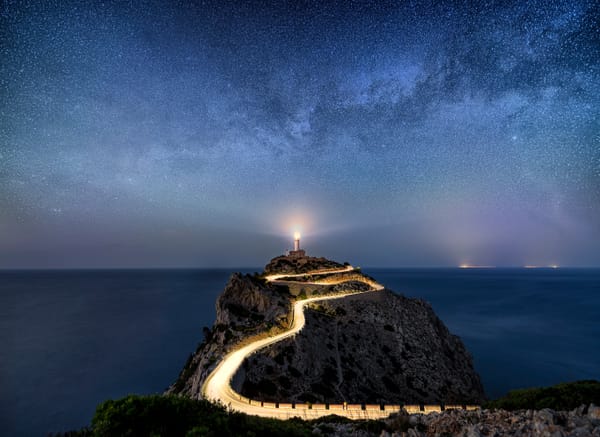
top-left (289, 231), bottom-right (306, 257)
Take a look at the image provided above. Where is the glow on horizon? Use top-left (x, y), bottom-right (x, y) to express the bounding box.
top-left (459, 264), bottom-right (496, 269)
top-left (524, 265), bottom-right (560, 269)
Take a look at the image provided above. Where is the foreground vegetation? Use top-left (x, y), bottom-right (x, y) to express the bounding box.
top-left (483, 380), bottom-right (600, 411)
top-left (55, 380), bottom-right (600, 436)
top-left (94, 395), bottom-right (312, 437)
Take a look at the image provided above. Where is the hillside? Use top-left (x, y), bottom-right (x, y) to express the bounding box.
top-left (238, 290), bottom-right (483, 404)
top-left (168, 255), bottom-right (485, 406)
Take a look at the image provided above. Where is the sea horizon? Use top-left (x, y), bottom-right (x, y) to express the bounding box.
top-left (2, 266), bottom-right (599, 271)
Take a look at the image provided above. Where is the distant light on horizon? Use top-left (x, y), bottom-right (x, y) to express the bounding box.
top-left (524, 265), bottom-right (560, 269)
top-left (459, 264), bottom-right (496, 269)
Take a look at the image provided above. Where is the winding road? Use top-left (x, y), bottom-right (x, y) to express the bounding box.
top-left (201, 266), bottom-right (394, 419)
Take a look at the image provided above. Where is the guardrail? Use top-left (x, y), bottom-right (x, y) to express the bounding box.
top-left (234, 393), bottom-right (478, 416)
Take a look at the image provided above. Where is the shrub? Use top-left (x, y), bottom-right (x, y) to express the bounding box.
top-left (484, 380), bottom-right (600, 411)
top-left (91, 394), bottom-right (311, 437)
top-left (288, 366), bottom-right (302, 377)
top-left (335, 306), bottom-right (347, 316)
top-left (356, 419), bottom-right (386, 434)
top-left (274, 284), bottom-right (290, 295)
top-left (92, 395), bottom-right (223, 437)
top-left (279, 375), bottom-right (292, 390)
top-left (257, 378), bottom-right (278, 396)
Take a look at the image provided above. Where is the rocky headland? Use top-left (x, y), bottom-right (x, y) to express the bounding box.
top-left (64, 255), bottom-right (600, 436)
top-left (168, 254), bottom-right (485, 406)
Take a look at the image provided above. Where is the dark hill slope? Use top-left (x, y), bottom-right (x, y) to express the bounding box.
top-left (238, 290), bottom-right (484, 404)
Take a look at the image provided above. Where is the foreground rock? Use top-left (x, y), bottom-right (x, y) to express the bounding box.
top-left (363, 404), bottom-right (600, 437)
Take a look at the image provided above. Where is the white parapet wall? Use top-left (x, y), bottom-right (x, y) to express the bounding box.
top-left (229, 400), bottom-right (479, 419)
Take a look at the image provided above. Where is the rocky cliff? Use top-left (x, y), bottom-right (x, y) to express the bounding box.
top-left (238, 290), bottom-right (483, 404)
top-left (168, 272), bottom-right (291, 396)
top-left (168, 255), bottom-right (485, 405)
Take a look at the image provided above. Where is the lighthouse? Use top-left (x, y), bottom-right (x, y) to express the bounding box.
top-left (289, 231), bottom-right (306, 258)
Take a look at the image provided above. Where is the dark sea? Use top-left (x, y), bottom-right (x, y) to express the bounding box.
top-left (1, 268), bottom-right (598, 436)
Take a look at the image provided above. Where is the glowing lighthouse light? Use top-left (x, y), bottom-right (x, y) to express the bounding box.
top-left (289, 231), bottom-right (305, 258)
top-left (293, 232), bottom-right (301, 251)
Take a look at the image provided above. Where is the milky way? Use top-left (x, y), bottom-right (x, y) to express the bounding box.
top-left (1, 0), bottom-right (599, 267)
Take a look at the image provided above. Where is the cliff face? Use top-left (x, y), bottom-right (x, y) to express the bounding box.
top-left (167, 272), bottom-right (291, 396)
top-left (169, 256), bottom-right (485, 405)
top-left (238, 290), bottom-right (484, 404)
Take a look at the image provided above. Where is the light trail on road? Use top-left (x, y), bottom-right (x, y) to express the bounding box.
top-left (201, 266), bottom-right (393, 419)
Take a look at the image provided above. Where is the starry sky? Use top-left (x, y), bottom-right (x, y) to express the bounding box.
top-left (1, 0), bottom-right (599, 268)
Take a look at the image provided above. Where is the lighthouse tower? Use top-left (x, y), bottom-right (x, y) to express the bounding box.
top-left (289, 232), bottom-right (306, 258)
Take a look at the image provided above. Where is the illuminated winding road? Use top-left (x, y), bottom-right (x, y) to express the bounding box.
top-left (201, 266), bottom-right (391, 419)
top-left (262, 264), bottom-right (355, 282)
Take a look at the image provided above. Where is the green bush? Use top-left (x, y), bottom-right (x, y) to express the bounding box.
top-left (91, 394), bottom-right (311, 437)
top-left (92, 395), bottom-right (222, 436)
top-left (484, 380), bottom-right (600, 411)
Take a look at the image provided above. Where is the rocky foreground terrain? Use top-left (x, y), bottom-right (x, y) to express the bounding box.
top-left (169, 254), bottom-right (484, 406)
top-left (311, 404), bottom-right (600, 436)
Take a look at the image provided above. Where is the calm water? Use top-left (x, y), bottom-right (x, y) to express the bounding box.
top-left (1, 268), bottom-right (598, 435)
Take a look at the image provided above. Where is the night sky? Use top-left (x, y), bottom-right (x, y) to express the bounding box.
top-left (1, 0), bottom-right (599, 268)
